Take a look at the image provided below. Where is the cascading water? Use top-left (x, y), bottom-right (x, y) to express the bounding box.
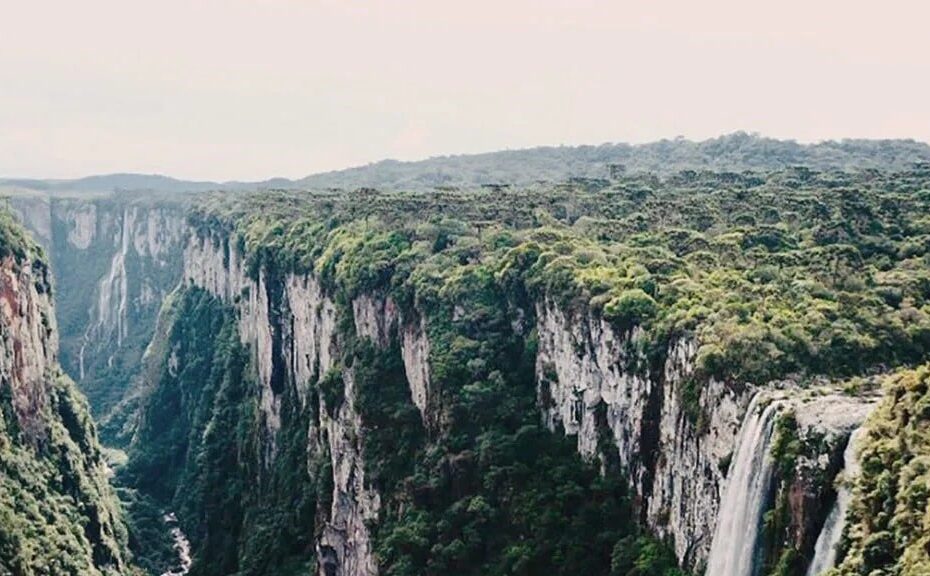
top-left (705, 394), bottom-right (786, 576)
top-left (805, 427), bottom-right (864, 576)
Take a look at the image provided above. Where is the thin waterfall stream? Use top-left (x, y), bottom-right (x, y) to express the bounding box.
top-left (806, 427), bottom-right (864, 576)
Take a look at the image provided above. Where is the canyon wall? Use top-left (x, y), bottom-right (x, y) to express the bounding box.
top-left (0, 213), bottom-right (129, 575)
top-left (181, 232), bottom-right (426, 576)
top-left (17, 197), bottom-right (874, 575)
top-left (177, 224), bottom-right (872, 574)
top-left (10, 194), bottom-right (186, 443)
top-left (536, 300), bottom-right (875, 573)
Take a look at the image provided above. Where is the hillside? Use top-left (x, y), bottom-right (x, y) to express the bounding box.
top-left (4, 134), bottom-right (930, 196)
top-left (297, 133), bottom-right (930, 189)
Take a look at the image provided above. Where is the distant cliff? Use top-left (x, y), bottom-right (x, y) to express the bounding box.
top-left (10, 193), bottom-right (186, 445)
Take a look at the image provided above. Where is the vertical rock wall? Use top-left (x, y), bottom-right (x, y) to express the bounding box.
top-left (0, 254), bottom-right (56, 442)
top-left (10, 196), bottom-right (186, 436)
top-left (534, 300), bottom-right (748, 565)
top-left (184, 233), bottom-right (392, 576)
top-left (534, 299), bottom-right (875, 571)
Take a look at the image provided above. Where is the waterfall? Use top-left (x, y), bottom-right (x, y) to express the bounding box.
top-left (805, 427), bottom-right (864, 576)
top-left (706, 394), bottom-right (786, 576)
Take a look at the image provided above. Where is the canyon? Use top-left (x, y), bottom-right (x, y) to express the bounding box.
top-left (4, 158), bottom-right (930, 575)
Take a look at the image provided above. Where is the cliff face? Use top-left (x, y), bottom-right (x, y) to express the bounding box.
top-left (11, 195), bottom-right (186, 443)
top-left (182, 233), bottom-right (417, 576)
top-left (5, 165), bottom-right (926, 576)
top-left (534, 300), bottom-right (874, 571)
top-left (0, 213), bottom-right (129, 575)
top-left (0, 254), bottom-right (56, 444)
top-left (165, 225), bottom-right (870, 575)
top-left (535, 301), bottom-right (747, 565)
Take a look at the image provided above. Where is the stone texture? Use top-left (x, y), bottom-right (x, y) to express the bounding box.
top-left (534, 300), bottom-right (748, 565)
top-left (0, 255), bottom-right (55, 442)
top-left (534, 299), bottom-right (876, 569)
top-left (184, 231), bottom-right (380, 576)
top-left (400, 312), bottom-right (432, 423)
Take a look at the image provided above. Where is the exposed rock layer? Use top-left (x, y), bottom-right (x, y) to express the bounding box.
top-left (10, 196), bottom-right (186, 439)
top-left (534, 300), bottom-right (875, 570)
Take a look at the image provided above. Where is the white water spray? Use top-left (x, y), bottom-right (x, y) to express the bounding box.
top-left (805, 428), bottom-right (864, 576)
top-left (706, 395), bottom-right (786, 576)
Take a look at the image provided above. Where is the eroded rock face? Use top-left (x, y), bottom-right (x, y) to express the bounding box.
top-left (0, 255), bottom-right (55, 442)
top-left (401, 313), bottom-right (432, 424)
top-left (184, 231), bottom-right (455, 575)
top-left (354, 294), bottom-right (398, 350)
top-left (535, 300), bottom-right (748, 565)
top-left (65, 203), bottom-right (97, 249)
top-left (783, 393), bottom-right (877, 561)
top-left (649, 341), bottom-right (748, 565)
top-left (317, 369), bottom-right (381, 576)
top-left (10, 197), bottom-right (186, 437)
top-left (534, 299), bottom-right (876, 570)
top-left (0, 241), bottom-right (128, 574)
top-left (184, 232), bottom-right (382, 576)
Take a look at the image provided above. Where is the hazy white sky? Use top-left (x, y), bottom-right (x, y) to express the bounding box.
top-left (1, 0), bottom-right (928, 181)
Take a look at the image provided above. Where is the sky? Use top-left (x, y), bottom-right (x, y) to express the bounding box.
top-left (1, 0), bottom-right (929, 182)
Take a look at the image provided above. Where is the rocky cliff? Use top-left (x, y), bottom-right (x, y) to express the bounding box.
top-left (535, 300), bottom-right (875, 572)
top-left (0, 210), bottom-right (130, 575)
top-left (180, 232), bottom-right (414, 576)
top-left (10, 193), bottom-right (186, 443)
top-left (134, 217), bottom-right (873, 576)
top-left (82, 167), bottom-right (928, 576)
top-left (535, 302), bottom-right (747, 565)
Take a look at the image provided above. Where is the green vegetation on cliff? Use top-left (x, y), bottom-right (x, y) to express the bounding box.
top-left (829, 363), bottom-right (930, 576)
top-left (196, 166), bottom-right (930, 390)
top-left (122, 287), bottom-right (320, 576)
top-left (0, 372), bottom-right (129, 575)
top-left (123, 281), bottom-right (679, 575)
top-left (0, 210), bottom-right (41, 266)
top-left (124, 164), bottom-right (930, 575)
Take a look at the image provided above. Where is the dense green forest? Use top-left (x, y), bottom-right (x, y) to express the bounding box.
top-left (297, 133), bottom-right (930, 190)
top-left (194, 165), bottom-right (930, 390)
